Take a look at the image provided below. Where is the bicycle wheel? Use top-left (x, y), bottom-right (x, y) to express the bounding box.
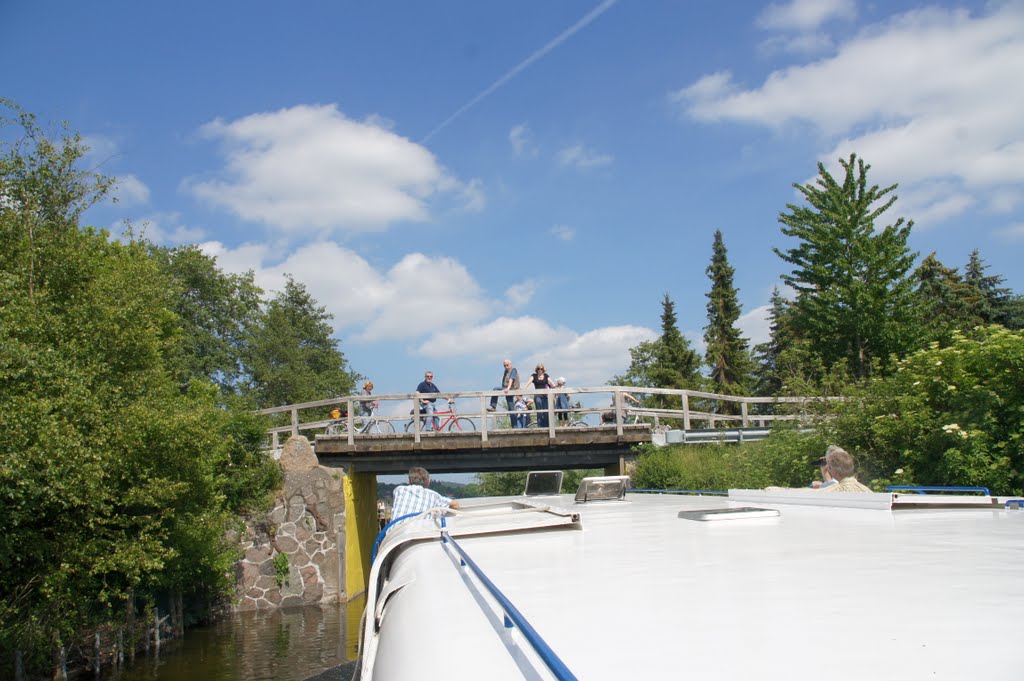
top-left (570, 417), bottom-right (589, 427)
top-left (446, 417), bottom-right (476, 432)
top-left (368, 419), bottom-right (396, 434)
top-left (324, 421), bottom-right (346, 435)
top-left (404, 420), bottom-right (417, 433)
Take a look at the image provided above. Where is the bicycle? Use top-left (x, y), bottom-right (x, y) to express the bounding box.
top-left (325, 408), bottom-right (396, 435)
top-left (529, 400), bottom-right (590, 428)
top-left (405, 399), bottom-right (476, 432)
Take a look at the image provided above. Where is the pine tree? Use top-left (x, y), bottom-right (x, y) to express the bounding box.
top-left (703, 230), bottom-right (751, 396)
top-left (650, 293), bottom-right (700, 390)
top-left (914, 252), bottom-right (982, 342)
top-left (963, 249), bottom-right (1019, 328)
top-left (774, 154), bottom-right (920, 378)
top-left (752, 287), bottom-right (791, 396)
top-left (612, 294), bottom-right (699, 402)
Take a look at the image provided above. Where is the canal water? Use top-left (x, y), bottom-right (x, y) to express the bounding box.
top-left (100, 598), bottom-right (363, 681)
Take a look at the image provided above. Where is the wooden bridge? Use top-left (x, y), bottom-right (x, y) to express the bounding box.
top-left (259, 385), bottom-right (824, 468)
top-left (257, 386), bottom-right (828, 598)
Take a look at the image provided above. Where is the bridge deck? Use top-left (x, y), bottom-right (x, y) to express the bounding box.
top-left (314, 425), bottom-right (652, 475)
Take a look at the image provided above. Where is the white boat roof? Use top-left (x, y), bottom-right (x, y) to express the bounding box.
top-left (361, 488), bottom-right (1024, 681)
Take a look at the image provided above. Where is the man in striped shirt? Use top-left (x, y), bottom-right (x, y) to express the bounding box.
top-left (391, 467), bottom-right (460, 520)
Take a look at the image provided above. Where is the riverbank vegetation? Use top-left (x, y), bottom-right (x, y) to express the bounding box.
top-left (621, 156), bottom-right (1023, 496)
top-left (0, 100), bottom-right (359, 676)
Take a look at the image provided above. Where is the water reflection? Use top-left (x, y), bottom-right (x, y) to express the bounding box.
top-left (102, 599), bottom-right (364, 681)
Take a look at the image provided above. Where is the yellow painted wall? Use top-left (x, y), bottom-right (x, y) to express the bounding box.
top-left (342, 471), bottom-right (378, 600)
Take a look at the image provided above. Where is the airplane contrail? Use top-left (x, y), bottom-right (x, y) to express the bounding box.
top-left (421, 0), bottom-right (619, 143)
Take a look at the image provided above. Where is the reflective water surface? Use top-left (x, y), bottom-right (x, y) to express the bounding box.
top-left (101, 599), bottom-right (363, 681)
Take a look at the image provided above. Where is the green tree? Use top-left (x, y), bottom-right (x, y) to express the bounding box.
top-left (614, 294), bottom-right (700, 405)
top-left (703, 230), bottom-right (752, 397)
top-left (914, 252), bottom-right (982, 343)
top-left (0, 101), bottom-right (279, 675)
top-left (774, 154), bottom-right (920, 379)
top-left (149, 244), bottom-right (263, 396)
top-left (243, 276), bottom-right (357, 408)
top-left (964, 249), bottom-right (1022, 329)
top-left (752, 287), bottom-right (791, 396)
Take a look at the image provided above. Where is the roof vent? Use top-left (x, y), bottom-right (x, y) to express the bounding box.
top-left (574, 475), bottom-right (629, 502)
top-left (524, 471), bottom-right (563, 496)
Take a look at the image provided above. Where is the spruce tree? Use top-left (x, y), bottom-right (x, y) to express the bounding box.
top-left (963, 249), bottom-right (1020, 328)
top-left (914, 252), bottom-right (981, 342)
top-left (650, 293), bottom-right (700, 390)
top-left (752, 287), bottom-right (791, 396)
top-left (774, 154), bottom-right (920, 378)
top-left (703, 230), bottom-right (752, 396)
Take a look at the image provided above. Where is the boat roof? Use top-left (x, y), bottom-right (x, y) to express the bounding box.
top-left (362, 488), bottom-right (1024, 680)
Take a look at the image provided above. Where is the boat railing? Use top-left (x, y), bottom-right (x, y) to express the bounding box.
top-left (629, 488), bottom-right (728, 496)
top-left (439, 521), bottom-right (579, 681)
top-left (886, 485), bottom-right (991, 496)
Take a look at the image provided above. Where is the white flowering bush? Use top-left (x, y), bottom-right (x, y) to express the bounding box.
top-left (826, 326), bottom-right (1024, 494)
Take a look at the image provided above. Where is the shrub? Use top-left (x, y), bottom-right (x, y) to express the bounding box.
top-left (825, 326), bottom-right (1024, 494)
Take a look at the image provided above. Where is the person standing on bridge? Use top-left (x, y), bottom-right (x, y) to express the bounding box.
top-left (487, 358), bottom-right (519, 419)
top-left (391, 467), bottom-right (460, 520)
top-left (415, 371), bottom-right (441, 431)
top-left (527, 364), bottom-right (555, 428)
top-left (360, 380), bottom-right (379, 417)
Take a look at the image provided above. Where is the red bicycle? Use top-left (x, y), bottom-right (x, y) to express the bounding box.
top-left (404, 399), bottom-right (476, 432)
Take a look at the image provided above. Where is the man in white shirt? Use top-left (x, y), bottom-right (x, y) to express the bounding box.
top-left (391, 467), bottom-right (460, 520)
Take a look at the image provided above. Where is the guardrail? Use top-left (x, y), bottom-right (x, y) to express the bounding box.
top-left (257, 387), bottom-right (835, 449)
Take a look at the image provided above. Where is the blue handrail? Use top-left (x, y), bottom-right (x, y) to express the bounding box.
top-left (629, 488), bottom-right (728, 496)
top-left (1005, 499), bottom-right (1024, 509)
top-left (442, 532), bottom-right (579, 681)
top-left (886, 485), bottom-right (991, 496)
top-left (369, 512), bottom-right (423, 563)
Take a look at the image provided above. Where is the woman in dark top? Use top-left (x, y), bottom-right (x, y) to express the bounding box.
top-left (527, 363), bottom-right (555, 428)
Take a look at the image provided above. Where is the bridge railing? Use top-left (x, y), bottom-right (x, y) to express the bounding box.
top-left (257, 387), bottom-right (836, 449)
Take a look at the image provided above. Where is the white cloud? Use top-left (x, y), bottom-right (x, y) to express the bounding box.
top-left (756, 0), bottom-right (855, 32)
top-left (558, 144), bottom-right (613, 170)
top-left (505, 279), bottom-right (540, 309)
top-left (758, 32), bottom-right (835, 56)
top-left (420, 320), bottom-right (656, 387)
top-left (737, 305), bottom-right (772, 347)
top-left (187, 104), bottom-right (481, 234)
top-left (81, 134), bottom-right (118, 162)
top-left (509, 123), bottom-right (538, 158)
top-left (995, 222), bottom-right (1024, 242)
top-left (550, 223), bottom-right (576, 241)
top-left (200, 240), bottom-right (491, 342)
top-left (115, 213), bottom-right (204, 245)
top-left (113, 174), bottom-right (150, 205)
top-left (675, 4), bottom-right (1024, 227)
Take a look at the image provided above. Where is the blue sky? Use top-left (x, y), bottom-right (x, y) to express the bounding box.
top-left (4, 0), bottom-right (1023, 408)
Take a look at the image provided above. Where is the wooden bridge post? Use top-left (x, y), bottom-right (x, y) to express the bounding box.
top-left (479, 396), bottom-right (489, 443)
top-left (290, 408), bottom-right (299, 436)
top-left (741, 400), bottom-right (749, 428)
top-left (682, 392), bottom-right (691, 431)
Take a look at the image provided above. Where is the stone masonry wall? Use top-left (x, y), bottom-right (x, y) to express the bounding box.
top-left (234, 436), bottom-right (345, 610)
